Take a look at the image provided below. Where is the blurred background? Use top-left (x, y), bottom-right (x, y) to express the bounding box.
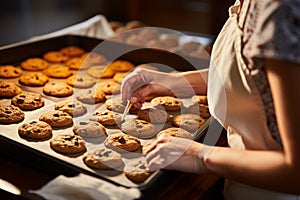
top-left (0, 0), bottom-right (234, 46)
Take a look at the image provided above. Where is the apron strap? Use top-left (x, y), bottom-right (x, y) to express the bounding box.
top-left (238, 0), bottom-right (251, 29)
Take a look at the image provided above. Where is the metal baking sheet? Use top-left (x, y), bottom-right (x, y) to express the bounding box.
top-left (0, 35), bottom-right (211, 189)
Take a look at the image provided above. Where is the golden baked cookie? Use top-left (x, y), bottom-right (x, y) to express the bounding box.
top-left (105, 97), bottom-right (140, 114)
top-left (50, 133), bottom-right (86, 154)
top-left (121, 119), bottom-right (156, 138)
top-left (151, 96), bottom-right (183, 112)
top-left (94, 81), bottom-right (121, 95)
top-left (90, 109), bottom-right (122, 126)
top-left (54, 100), bottom-right (87, 117)
top-left (156, 127), bottom-right (192, 139)
top-left (76, 87), bottom-right (106, 104)
top-left (0, 81), bottom-right (22, 98)
top-left (81, 52), bottom-right (106, 65)
top-left (66, 57), bottom-right (89, 70)
top-left (39, 110), bottom-right (73, 128)
top-left (141, 140), bottom-right (155, 155)
top-left (20, 57), bottom-right (48, 71)
top-left (82, 148), bottom-right (123, 170)
top-left (59, 45), bottom-right (85, 57)
top-left (0, 65), bottom-right (22, 78)
top-left (108, 60), bottom-right (135, 72)
top-left (87, 65), bottom-right (115, 78)
top-left (19, 72), bottom-right (49, 86)
top-left (185, 103), bottom-right (211, 119)
top-left (112, 72), bottom-right (128, 83)
top-left (73, 121), bottom-right (106, 138)
top-left (18, 120), bottom-right (52, 140)
top-left (191, 95), bottom-right (208, 105)
top-left (43, 64), bottom-right (73, 78)
top-left (104, 132), bottom-right (141, 152)
top-left (0, 104), bottom-right (24, 124)
top-left (11, 92), bottom-right (44, 111)
top-left (124, 161), bottom-right (153, 183)
top-left (172, 114), bottom-right (205, 132)
top-left (43, 51), bottom-right (69, 63)
top-left (137, 106), bottom-right (170, 124)
top-left (43, 82), bottom-right (73, 97)
top-left (66, 74), bottom-right (96, 88)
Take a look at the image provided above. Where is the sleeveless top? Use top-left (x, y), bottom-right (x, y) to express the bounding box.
top-left (207, 0), bottom-right (300, 199)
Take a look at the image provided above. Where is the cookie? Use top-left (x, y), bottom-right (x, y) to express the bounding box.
top-left (137, 106), bottom-right (170, 124)
top-left (81, 52), bottom-right (106, 65)
top-left (141, 140), bottom-right (155, 155)
top-left (124, 161), bottom-right (152, 183)
top-left (11, 92), bottom-right (44, 111)
top-left (0, 81), bottom-right (22, 98)
top-left (82, 148), bottom-right (123, 170)
top-left (90, 109), bottom-right (122, 126)
top-left (50, 133), bottom-right (86, 154)
top-left (191, 95), bottom-right (208, 105)
top-left (66, 74), bottom-right (96, 88)
top-left (104, 132), bottom-right (141, 152)
top-left (43, 64), bottom-right (73, 78)
top-left (94, 81), bottom-right (121, 95)
top-left (156, 127), bottom-right (192, 139)
top-left (43, 82), bottom-right (73, 97)
top-left (59, 45), bottom-right (85, 57)
top-left (112, 72), bottom-right (128, 83)
top-left (73, 121), bottom-right (106, 138)
top-left (108, 60), bottom-right (134, 72)
top-left (19, 72), bottom-right (49, 86)
top-left (121, 119), bottom-right (156, 138)
top-left (43, 51), bottom-right (69, 63)
top-left (87, 65), bottom-right (115, 78)
top-left (76, 88), bottom-right (106, 104)
top-left (20, 57), bottom-right (48, 71)
top-left (0, 65), bottom-right (22, 78)
top-left (39, 110), bottom-right (73, 128)
top-left (0, 104), bottom-right (24, 124)
top-left (172, 114), bottom-right (205, 132)
top-left (66, 57), bottom-right (89, 70)
top-left (54, 100), bottom-right (87, 117)
top-left (18, 120), bottom-right (52, 140)
top-left (185, 103), bottom-right (211, 118)
top-left (151, 96), bottom-right (183, 112)
top-left (105, 97), bottom-right (139, 114)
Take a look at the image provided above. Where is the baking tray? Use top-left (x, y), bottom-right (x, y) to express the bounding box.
top-left (0, 35), bottom-right (211, 190)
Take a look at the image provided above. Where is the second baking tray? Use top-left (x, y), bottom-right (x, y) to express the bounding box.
top-left (0, 35), bottom-right (211, 190)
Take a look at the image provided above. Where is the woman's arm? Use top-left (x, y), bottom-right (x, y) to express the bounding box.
top-left (203, 59), bottom-right (300, 194)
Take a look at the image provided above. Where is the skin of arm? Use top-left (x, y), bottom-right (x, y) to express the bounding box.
top-left (202, 59), bottom-right (300, 194)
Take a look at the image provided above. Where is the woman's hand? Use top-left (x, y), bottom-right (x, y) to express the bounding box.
top-left (144, 134), bottom-right (212, 174)
top-left (121, 68), bottom-right (177, 107)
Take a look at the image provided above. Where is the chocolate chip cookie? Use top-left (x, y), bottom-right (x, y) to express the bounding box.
top-left (0, 65), bottom-right (22, 78)
top-left (0, 104), bottom-right (24, 124)
top-left (43, 64), bottom-right (73, 78)
top-left (124, 161), bottom-right (152, 183)
top-left (66, 74), bottom-right (96, 88)
top-left (151, 96), bottom-right (183, 112)
top-left (172, 114), bottom-right (205, 132)
top-left (54, 100), bottom-right (87, 117)
top-left (50, 133), bottom-right (86, 154)
top-left (90, 109), bottom-right (122, 126)
top-left (20, 57), bottom-right (48, 71)
top-left (19, 72), bottom-right (49, 86)
top-left (76, 88), bottom-right (106, 104)
top-left (73, 121), bottom-right (107, 138)
top-left (104, 132), bottom-right (141, 152)
top-left (43, 82), bottom-right (73, 97)
top-left (137, 106), bottom-right (170, 124)
top-left (18, 120), bottom-right (52, 140)
top-left (82, 148), bottom-right (123, 170)
top-left (121, 119), bottom-right (156, 138)
top-left (39, 110), bottom-right (73, 128)
top-left (11, 92), bottom-right (44, 111)
top-left (156, 127), bottom-right (192, 139)
top-left (0, 81), bottom-right (22, 98)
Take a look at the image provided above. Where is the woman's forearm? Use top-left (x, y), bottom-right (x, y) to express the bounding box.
top-left (203, 146), bottom-right (300, 194)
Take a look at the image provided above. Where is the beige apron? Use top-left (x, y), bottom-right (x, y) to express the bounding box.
top-left (207, 0), bottom-right (300, 199)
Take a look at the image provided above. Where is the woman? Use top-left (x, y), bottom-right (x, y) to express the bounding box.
top-left (121, 0), bottom-right (300, 199)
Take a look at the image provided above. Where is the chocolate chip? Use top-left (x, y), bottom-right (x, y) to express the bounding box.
top-left (17, 98), bottom-right (24, 104)
top-left (118, 137), bottom-right (126, 144)
top-left (64, 135), bottom-right (75, 141)
top-left (79, 121), bottom-right (88, 125)
top-left (53, 113), bottom-right (60, 117)
top-left (68, 103), bottom-right (75, 108)
top-left (29, 121), bottom-right (37, 124)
